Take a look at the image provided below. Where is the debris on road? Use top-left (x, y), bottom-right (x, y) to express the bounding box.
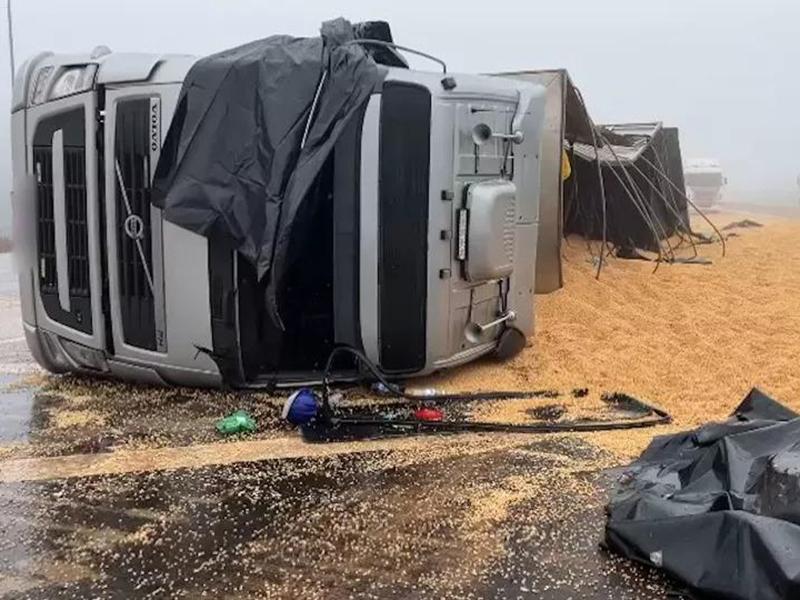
top-left (606, 388), bottom-right (800, 600)
top-left (215, 410), bottom-right (257, 436)
top-left (615, 246), bottom-right (713, 265)
top-left (722, 218), bottom-right (763, 230)
top-left (279, 345), bottom-right (672, 442)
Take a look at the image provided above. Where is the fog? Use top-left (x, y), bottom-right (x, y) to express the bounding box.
top-left (1, 0), bottom-right (798, 234)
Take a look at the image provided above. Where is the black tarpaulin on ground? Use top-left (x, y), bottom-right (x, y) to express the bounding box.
top-left (606, 388), bottom-right (800, 600)
top-left (152, 18), bottom-right (384, 325)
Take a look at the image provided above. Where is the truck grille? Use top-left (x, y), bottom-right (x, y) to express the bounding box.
top-left (378, 82), bottom-right (431, 373)
top-left (33, 107), bottom-right (93, 334)
top-left (115, 99), bottom-right (157, 351)
top-left (34, 147), bottom-right (57, 292)
top-left (35, 147), bottom-right (91, 296)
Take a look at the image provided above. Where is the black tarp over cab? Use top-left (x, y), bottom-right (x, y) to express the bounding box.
top-left (151, 19), bottom-right (419, 382)
top-left (151, 19), bottom-right (399, 331)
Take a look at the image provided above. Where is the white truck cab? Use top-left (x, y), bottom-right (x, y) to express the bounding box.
top-left (684, 158), bottom-right (726, 209)
top-left (11, 47), bottom-right (545, 388)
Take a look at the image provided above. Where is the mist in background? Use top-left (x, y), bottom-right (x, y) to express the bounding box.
top-left (1, 0), bottom-right (798, 235)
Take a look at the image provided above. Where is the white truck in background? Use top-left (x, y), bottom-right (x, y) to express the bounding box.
top-left (684, 158), bottom-right (726, 209)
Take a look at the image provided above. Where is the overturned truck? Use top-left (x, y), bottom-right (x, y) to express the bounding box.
top-left (11, 20), bottom-right (547, 387)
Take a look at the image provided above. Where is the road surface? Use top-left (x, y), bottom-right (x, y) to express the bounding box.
top-left (0, 253), bottom-right (672, 599)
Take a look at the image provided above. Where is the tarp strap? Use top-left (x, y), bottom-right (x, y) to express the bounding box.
top-left (301, 69), bottom-right (328, 150)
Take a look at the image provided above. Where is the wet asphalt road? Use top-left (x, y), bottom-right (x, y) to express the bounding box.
top-left (0, 254), bottom-right (672, 599)
top-left (0, 440), bottom-right (668, 599)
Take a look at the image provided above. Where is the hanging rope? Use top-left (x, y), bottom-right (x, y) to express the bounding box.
top-left (639, 154), bottom-right (727, 257)
top-left (624, 147), bottom-right (700, 259)
top-left (596, 132), bottom-right (675, 270)
top-left (651, 149), bottom-right (697, 247)
top-left (573, 86), bottom-right (610, 279)
top-left (597, 159), bottom-right (667, 271)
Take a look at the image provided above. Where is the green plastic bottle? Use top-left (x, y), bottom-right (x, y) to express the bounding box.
top-left (215, 410), bottom-right (257, 435)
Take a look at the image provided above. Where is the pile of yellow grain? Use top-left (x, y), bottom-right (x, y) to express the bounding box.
top-left (432, 211), bottom-right (800, 459)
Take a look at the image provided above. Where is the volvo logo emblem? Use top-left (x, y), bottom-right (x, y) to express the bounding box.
top-left (124, 215), bottom-right (145, 240)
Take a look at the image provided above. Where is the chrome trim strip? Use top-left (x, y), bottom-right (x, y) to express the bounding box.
top-left (51, 129), bottom-right (71, 312)
top-left (149, 97), bottom-right (167, 352)
top-left (358, 94), bottom-right (381, 364)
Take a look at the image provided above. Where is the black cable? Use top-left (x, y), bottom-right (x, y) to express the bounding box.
top-left (650, 150), bottom-right (700, 256)
top-left (322, 345), bottom-right (557, 407)
top-left (598, 163), bottom-right (665, 270)
top-left (498, 278), bottom-right (510, 314)
top-left (651, 150), bottom-right (694, 237)
top-left (613, 144), bottom-right (676, 259)
top-left (625, 147), bottom-right (700, 259)
top-left (596, 132), bottom-right (672, 269)
top-left (316, 346), bottom-right (672, 436)
top-left (563, 143), bottom-right (580, 250)
top-left (331, 409), bottom-right (671, 435)
top-left (639, 154), bottom-right (726, 257)
top-left (500, 137), bottom-right (513, 179)
top-left (572, 86), bottom-right (609, 277)
top-left (466, 286), bottom-right (475, 325)
top-left (587, 124), bottom-right (608, 278)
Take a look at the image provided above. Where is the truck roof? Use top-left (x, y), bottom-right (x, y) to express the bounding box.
top-left (14, 48), bottom-right (539, 112)
top-left (685, 158), bottom-right (722, 169)
top-left (13, 49), bottom-right (198, 110)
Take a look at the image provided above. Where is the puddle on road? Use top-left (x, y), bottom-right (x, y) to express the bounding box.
top-left (0, 376), bottom-right (47, 444)
top-left (0, 374), bottom-right (290, 461)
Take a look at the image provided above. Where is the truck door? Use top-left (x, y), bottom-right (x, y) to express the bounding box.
top-left (26, 92), bottom-right (106, 351)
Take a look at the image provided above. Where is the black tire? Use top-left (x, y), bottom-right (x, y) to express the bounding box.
top-left (494, 327), bottom-right (527, 361)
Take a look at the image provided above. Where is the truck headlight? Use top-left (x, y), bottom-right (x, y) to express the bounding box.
top-left (29, 64), bottom-right (98, 105)
top-left (49, 65), bottom-right (98, 101)
top-left (29, 66), bottom-right (54, 105)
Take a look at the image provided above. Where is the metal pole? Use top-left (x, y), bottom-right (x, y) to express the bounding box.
top-left (6, 0), bottom-right (14, 84)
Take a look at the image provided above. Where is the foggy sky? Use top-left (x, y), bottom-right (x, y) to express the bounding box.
top-left (1, 0), bottom-right (798, 233)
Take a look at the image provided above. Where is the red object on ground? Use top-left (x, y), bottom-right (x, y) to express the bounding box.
top-left (414, 407), bottom-right (444, 422)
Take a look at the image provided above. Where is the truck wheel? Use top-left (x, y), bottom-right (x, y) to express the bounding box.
top-left (494, 327), bottom-right (526, 361)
